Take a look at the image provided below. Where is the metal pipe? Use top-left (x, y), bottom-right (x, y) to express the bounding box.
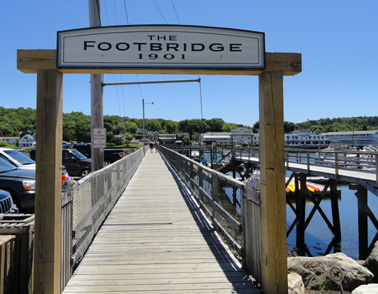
top-left (102, 78), bottom-right (200, 87)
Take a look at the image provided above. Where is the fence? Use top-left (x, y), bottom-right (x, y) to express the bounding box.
top-left (61, 146), bottom-right (147, 291)
top-left (159, 146), bottom-right (262, 284)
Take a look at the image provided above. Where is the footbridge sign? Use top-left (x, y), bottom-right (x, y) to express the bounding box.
top-left (57, 25), bottom-right (265, 70)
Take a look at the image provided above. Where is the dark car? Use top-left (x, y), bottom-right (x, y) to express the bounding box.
top-left (0, 189), bottom-right (16, 214)
top-left (62, 148), bottom-right (92, 178)
top-left (0, 158), bottom-right (35, 213)
top-left (30, 149), bottom-right (91, 178)
top-left (62, 143), bottom-right (125, 163)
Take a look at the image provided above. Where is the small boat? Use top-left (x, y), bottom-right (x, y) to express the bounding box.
top-left (286, 182), bottom-right (320, 193)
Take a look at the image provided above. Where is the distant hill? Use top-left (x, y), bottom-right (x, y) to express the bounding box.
top-left (293, 116), bottom-right (378, 134)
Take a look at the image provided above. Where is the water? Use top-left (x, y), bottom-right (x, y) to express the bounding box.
top-left (199, 151), bottom-right (378, 260)
top-left (287, 182), bottom-right (378, 260)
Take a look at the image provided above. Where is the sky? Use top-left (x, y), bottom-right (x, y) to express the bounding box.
top-left (1, 0), bottom-right (378, 127)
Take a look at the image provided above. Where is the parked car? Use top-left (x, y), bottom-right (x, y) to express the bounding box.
top-left (62, 143), bottom-right (125, 163)
top-left (0, 148), bottom-right (68, 175)
top-left (30, 149), bottom-right (90, 178)
top-left (0, 158), bottom-right (35, 213)
top-left (0, 189), bottom-right (17, 214)
top-left (61, 148), bottom-right (92, 178)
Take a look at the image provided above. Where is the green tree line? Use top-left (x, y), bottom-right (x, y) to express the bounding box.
top-left (1, 107), bottom-right (378, 142)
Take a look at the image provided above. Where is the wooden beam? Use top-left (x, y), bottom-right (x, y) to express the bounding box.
top-left (17, 49), bottom-right (302, 76)
top-left (34, 69), bottom-right (63, 293)
top-left (259, 71), bottom-right (288, 293)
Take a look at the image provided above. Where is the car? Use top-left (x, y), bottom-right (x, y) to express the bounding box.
top-left (0, 158), bottom-right (35, 213)
top-left (62, 143), bottom-right (125, 163)
top-left (0, 147), bottom-right (68, 175)
top-left (30, 149), bottom-right (90, 178)
top-left (0, 189), bottom-right (17, 214)
top-left (61, 148), bottom-right (92, 178)
top-left (0, 147), bottom-right (36, 170)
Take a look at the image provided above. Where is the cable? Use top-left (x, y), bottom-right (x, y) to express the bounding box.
top-left (152, 0), bottom-right (168, 24)
top-left (199, 78), bottom-right (204, 134)
top-left (170, 0), bottom-right (181, 24)
top-left (123, 0), bottom-right (130, 25)
top-left (113, 0), bottom-right (118, 24)
top-left (102, 0), bottom-right (109, 25)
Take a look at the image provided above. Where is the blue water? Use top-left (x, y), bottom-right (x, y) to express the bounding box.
top-left (286, 183), bottom-right (378, 260)
top-left (200, 151), bottom-right (377, 260)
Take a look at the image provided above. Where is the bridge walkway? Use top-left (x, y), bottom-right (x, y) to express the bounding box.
top-left (63, 151), bottom-right (258, 294)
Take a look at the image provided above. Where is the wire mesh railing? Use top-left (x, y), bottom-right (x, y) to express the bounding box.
top-left (61, 146), bottom-right (147, 290)
top-left (159, 145), bottom-right (262, 283)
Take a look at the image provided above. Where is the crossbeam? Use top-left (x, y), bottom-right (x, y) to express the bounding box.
top-left (102, 78), bottom-right (200, 87)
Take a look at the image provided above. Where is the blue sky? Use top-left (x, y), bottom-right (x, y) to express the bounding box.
top-left (2, 1), bottom-right (378, 126)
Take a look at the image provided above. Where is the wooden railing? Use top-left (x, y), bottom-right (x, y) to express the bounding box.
top-left (60, 146), bottom-right (147, 292)
top-left (232, 147), bottom-right (378, 184)
top-left (159, 146), bottom-right (262, 284)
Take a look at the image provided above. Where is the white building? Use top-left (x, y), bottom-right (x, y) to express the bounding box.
top-left (18, 134), bottom-right (36, 148)
top-left (200, 128), bottom-right (254, 145)
top-left (324, 130), bottom-right (378, 147)
top-left (0, 137), bottom-right (19, 145)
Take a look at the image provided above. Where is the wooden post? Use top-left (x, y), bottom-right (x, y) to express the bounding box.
top-left (330, 179), bottom-right (341, 252)
top-left (259, 71), bottom-right (287, 294)
top-left (89, 0), bottom-right (104, 172)
top-left (356, 186), bottom-right (368, 259)
top-left (296, 174), bottom-right (306, 254)
top-left (34, 69), bottom-right (63, 293)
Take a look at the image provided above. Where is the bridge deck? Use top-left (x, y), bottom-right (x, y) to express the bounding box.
top-left (63, 151), bottom-right (258, 294)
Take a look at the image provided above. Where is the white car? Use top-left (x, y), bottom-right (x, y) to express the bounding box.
top-left (0, 148), bottom-right (36, 170)
top-left (0, 148), bottom-right (68, 175)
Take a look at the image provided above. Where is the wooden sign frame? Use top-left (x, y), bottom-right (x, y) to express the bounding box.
top-left (17, 45), bottom-right (301, 294)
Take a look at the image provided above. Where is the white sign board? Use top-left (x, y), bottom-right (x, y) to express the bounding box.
top-left (57, 25), bottom-right (265, 70)
top-left (92, 128), bottom-right (106, 148)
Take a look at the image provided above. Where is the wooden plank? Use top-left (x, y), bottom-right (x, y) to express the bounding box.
top-left (34, 69), bottom-right (63, 294)
top-left (63, 153), bottom-right (257, 293)
top-left (259, 71), bottom-right (288, 293)
top-left (17, 49), bottom-right (301, 76)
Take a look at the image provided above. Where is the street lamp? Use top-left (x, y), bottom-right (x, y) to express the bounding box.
top-left (142, 98), bottom-right (154, 144)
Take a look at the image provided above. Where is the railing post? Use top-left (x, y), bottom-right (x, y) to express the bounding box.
top-left (307, 151), bottom-right (310, 172)
top-left (375, 154), bottom-right (378, 186)
top-left (211, 174), bottom-right (219, 224)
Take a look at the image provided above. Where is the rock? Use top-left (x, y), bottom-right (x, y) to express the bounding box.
top-left (288, 252), bottom-right (374, 291)
top-left (288, 272), bottom-right (305, 294)
top-left (352, 283), bottom-right (378, 294)
top-left (363, 241), bottom-right (378, 282)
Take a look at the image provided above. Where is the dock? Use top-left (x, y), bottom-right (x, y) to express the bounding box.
top-left (62, 151), bottom-right (259, 294)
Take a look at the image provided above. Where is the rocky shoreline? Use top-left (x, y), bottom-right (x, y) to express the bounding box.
top-left (288, 241), bottom-right (378, 293)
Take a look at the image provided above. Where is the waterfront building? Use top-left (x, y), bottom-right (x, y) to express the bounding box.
top-left (0, 136), bottom-right (19, 145)
top-left (323, 130), bottom-right (378, 148)
top-left (18, 134), bottom-right (36, 148)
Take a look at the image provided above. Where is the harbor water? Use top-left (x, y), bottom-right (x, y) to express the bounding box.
top-left (200, 151), bottom-right (377, 260)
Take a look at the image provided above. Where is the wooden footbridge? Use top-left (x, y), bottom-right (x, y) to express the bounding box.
top-left (61, 148), bottom-right (260, 293)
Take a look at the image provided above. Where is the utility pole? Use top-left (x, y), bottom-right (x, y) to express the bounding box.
top-left (88, 0), bottom-right (104, 171)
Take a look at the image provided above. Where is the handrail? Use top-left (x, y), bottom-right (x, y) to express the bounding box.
top-left (60, 146), bottom-right (148, 292)
top-left (159, 146), bottom-right (262, 283)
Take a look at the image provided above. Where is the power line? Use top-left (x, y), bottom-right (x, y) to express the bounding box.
top-left (123, 0), bottom-right (130, 25)
top-left (170, 0), bottom-right (181, 24)
top-left (152, 0), bottom-right (168, 24)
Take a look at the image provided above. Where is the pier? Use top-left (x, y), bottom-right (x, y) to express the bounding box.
top-left (63, 150), bottom-right (258, 293)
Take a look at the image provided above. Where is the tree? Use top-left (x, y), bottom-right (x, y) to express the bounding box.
top-left (207, 118), bottom-right (225, 132)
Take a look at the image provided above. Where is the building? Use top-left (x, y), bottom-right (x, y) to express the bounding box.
top-left (158, 134), bottom-right (177, 145)
top-left (324, 130), bottom-right (378, 148)
top-left (0, 137), bottom-right (19, 145)
top-left (200, 128), bottom-right (254, 145)
top-left (18, 134), bottom-right (36, 148)
top-left (284, 133), bottom-right (329, 149)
